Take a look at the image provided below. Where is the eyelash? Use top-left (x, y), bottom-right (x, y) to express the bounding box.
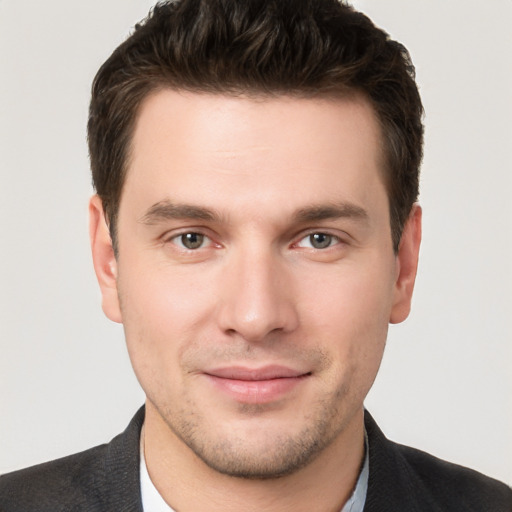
top-left (166, 231), bottom-right (215, 251)
top-left (294, 232), bottom-right (342, 250)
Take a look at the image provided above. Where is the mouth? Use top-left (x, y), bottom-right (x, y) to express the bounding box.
top-left (203, 365), bottom-right (311, 404)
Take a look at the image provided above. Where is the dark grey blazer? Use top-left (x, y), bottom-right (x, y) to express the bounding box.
top-left (1, 407), bottom-right (511, 511)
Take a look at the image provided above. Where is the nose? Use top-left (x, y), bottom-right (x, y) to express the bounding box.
top-left (217, 246), bottom-right (299, 343)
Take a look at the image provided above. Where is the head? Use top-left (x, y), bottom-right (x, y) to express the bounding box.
top-left (88, 0), bottom-right (423, 254)
top-left (88, 0), bottom-right (423, 483)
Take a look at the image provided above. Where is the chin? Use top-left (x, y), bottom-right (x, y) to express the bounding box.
top-left (162, 398), bottom-right (354, 480)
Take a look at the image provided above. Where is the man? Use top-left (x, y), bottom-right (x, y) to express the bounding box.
top-left (1, 0), bottom-right (510, 510)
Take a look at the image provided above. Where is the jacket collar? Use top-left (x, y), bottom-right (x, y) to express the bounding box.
top-left (363, 410), bottom-right (442, 512)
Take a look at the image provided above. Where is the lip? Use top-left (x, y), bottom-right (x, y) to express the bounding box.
top-left (203, 365), bottom-right (310, 404)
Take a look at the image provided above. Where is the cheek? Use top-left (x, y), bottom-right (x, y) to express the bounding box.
top-left (302, 257), bottom-right (394, 329)
top-left (116, 265), bottom-right (216, 391)
top-left (119, 259), bottom-right (217, 332)
top-left (299, 261), bottom-right (393, 377)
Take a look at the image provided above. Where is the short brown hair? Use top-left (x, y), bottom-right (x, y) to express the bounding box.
top-left (88, 0), bottom-right (423, 252)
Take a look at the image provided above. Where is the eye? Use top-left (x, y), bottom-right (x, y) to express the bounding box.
top-left (172, 232), bottom-right (209, 250)
top-left (296, 232), bottom-right (339, 249)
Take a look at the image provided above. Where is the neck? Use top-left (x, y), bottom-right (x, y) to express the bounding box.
top-left (143, 401), bottom-right (365, 512)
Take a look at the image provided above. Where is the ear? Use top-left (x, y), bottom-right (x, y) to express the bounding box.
top-left (89, 195), bottom-right (122, 323)
top-left (390, 204), bottom-right (422, 324)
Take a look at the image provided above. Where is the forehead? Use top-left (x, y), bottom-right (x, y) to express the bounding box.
top-left (130, 90), bottom-right (382, 158)
top-left (122, 90), bottom-right (387, 222)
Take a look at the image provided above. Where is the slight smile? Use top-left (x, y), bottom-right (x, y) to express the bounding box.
top-left (203, 366), bottom-right (312, 404)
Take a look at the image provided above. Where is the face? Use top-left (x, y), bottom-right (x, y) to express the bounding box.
top-left (91, 90), bottom-right (420, 479)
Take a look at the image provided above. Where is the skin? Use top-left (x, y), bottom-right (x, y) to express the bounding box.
top-left (90, 90), bottom-right (421, 511)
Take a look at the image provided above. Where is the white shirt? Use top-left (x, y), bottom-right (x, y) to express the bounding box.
top-left (140, 432), bottom-right (369, 512)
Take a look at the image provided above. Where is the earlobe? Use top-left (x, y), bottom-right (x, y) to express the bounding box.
top-left (89, 195), bottom-right (122, 323)
top-left (390, 204), bottom-right (422, 324)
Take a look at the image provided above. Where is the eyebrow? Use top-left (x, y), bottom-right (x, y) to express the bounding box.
top-left (139, 201), bottom-right (220, 224)
top-left (139, 200), bottom-right (369, 226)
top-left (294, 203), bottom-right (369, 224)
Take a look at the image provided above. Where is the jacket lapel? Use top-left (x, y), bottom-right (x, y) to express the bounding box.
top-left (363, 410), bottom-right (443, 512)
top-left (98, 406), bottom-right (145, 512)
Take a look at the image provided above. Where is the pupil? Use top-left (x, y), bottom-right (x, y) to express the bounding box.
top-left (182, 233), bottom-right (204, 249)
top-left (310, 233), bottom-right (331, 249)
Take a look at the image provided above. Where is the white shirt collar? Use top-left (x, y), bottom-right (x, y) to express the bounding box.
top-left (140, 436), bottom-right (176, 512)
top-left (340, 430), bottom-right (369, 512)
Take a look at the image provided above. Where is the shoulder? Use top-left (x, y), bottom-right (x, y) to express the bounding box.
top-left (395, 441), bottom-right (512, 511)
top-left (0, 407), bottom-right (145, 512)
top-left (0, 444), bottom-right (109, 511)
top-left (364, 410), bottom-right (512, 512)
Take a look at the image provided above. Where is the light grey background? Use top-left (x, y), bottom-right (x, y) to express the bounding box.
top-left (1, 0), bottom-right (511, 485)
